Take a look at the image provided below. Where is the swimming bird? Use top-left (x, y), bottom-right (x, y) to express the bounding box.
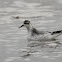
top-left (19, 20), bottom-right (62, 41)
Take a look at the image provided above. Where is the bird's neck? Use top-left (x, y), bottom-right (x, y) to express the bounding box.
top-left (26, 24), bottom-right (33, 32)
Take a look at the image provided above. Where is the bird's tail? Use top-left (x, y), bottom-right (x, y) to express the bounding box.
top-left (51, 30), bottom-right (62, 38)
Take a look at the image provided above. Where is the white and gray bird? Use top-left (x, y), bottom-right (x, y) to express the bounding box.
top-left (19, 20), bottom-right (62, 41)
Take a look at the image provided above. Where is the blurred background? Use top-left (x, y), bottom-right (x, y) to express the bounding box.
top-left (0, 0), bottom-right (62, 62)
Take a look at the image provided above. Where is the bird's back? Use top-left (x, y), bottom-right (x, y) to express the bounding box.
top-left (31, 28), bottom-right (49, 36)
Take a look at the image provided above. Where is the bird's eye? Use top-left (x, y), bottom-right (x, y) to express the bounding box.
top-left (24, 20), bottom-right (30, 24)
top-left (24, 22), bottom-right (29, 24)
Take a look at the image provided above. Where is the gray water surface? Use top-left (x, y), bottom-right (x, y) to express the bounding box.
top-left (0, 0), bottom-right (62, 62)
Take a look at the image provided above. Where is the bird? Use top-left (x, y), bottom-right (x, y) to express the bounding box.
top-left (19, 20), bottom-right (62, 41)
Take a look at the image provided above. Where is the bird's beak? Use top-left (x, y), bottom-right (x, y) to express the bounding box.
top-left (19, 25), bottom-right (24, 28)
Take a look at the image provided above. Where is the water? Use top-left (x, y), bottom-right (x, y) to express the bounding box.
top-left (0, 0), bottom-right (62, 62)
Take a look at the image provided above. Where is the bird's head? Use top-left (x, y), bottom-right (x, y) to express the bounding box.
top-left (19, 20), bottom-right (31, 29)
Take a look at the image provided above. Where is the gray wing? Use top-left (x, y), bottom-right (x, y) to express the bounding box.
top-left (37, 30), bottom-right (51, 34)
top-left (32, 28), bottom-right (51, 35)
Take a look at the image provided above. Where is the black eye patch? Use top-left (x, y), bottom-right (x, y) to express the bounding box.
top-left (24, 22), bottom-right (29, 24)
top-left (24, 20), bottom-right (30, 24)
